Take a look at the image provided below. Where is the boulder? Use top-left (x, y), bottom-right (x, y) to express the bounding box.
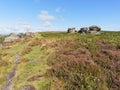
top-left (4, 34), bottom-right (20, 43)
top-left (78, 27), bottom-right (88, 34)
top-left (89, 25), bottom-right (101, 34)
top-left (67, 27), bottom-right (77, 33)
top-left (89, 25), bottom-right (101, 31)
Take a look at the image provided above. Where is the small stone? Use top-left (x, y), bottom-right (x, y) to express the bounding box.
top-left (21, 85), bottom-right (36, 90)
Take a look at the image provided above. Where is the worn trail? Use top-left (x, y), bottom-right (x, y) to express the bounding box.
top-left (2, 52), bottom-right (21, 90)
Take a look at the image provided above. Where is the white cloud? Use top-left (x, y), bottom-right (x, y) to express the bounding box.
top-left (0, 25), bottom-right (26, 34)
top-left (16, 19), bottom-right (32, 32)
top-left (38, 10), bottom-right (55, 21)
top-left (42, 21), bottom-right (52, 27)
top-left (0, 19), bottom-right (33, 34)
top-left (38, 10), bottom-right (56, 28)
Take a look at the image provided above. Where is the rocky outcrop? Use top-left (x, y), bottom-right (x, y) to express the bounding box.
top-left (70, 25), bottom-right (101, 34)
top-left (88, 25), bottom-right (101, 34)
top-left (4, 34), bottom-right (20, 43)
top-left (78, 27), bottom-right (88, 34)
top-left (67, 27), bottom-right (77, 33)
top-left (89, 25), bottom-right (101, 31)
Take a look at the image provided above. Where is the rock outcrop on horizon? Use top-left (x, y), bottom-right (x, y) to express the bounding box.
top-left (78, 27), bottom-right (88, 34)
top-left (67, 27), bottom-right (77, 33)
top-left (68, 25), bottom-right (101, 34)
top-left (88, 25), bottom-right (101, 34)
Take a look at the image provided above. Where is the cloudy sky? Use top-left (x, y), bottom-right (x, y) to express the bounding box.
top-left (0, 0), bottom-right (120, 34)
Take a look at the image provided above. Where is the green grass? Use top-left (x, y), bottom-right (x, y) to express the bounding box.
top-left (0, 42), bottom-right (26, 88)
top-left (0, 31), bottom-right (120, 90)
top-left (13, 40), bottom-right (51, 90)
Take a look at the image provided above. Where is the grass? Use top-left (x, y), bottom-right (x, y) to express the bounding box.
top-left (0, 42), bottom-right (26, 88)
top-left (13, 37), bottom-right (51, 90)
top-left (0, 31), bottom-right (120, 90)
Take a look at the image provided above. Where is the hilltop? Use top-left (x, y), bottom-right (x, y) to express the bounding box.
top-left (0, 31), bottom-right (120, 90)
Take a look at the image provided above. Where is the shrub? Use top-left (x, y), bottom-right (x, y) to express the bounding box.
top-left (22, 46), bottom-right (32, 55)
top-left (46, 33), bottom-right (120, 90)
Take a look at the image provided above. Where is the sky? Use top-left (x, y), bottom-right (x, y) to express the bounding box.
top-left (0, 0), bottom-right (120, 34)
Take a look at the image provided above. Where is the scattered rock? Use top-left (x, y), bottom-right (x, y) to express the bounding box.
top-left (21, 85), bottom-right (36, 90)
top-left (14, 52), bottom-right (21, 64)
top-left (28, 59), bottom-right (35, 63)
top-left (2, 68), bottom-right (16, 90)
top-left (6, 69), bottom-right (16, 81)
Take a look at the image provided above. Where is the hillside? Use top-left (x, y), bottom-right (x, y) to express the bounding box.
top-left (0, 32), bottom-right (120, 90)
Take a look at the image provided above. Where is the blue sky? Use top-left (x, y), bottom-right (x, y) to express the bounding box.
top-left (0, 0), bottom-right (120, 34)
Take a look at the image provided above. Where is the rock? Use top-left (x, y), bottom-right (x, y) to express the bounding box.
top-left (78, 27), bottom-right (88, 34)
top-left (4, 34), bottom-right (20, 43)
top-left (21, 85), bottom-right (36, 90)
top-left (6, 69), bottom-right (16, 81)
top-left (14, 52), bottom-right (21, 64)
top-left (67, 25), bottom-right (101, 34)
top-left (2, 68), bottom-right (16, 90)
top-left (67, 27), bottom-right (77, 33)
top-left (17, 33), bottom-right (26, 38)
top-left (89, 31), bottom-right (101, 34)
top-left (89, 25), bottom-right (101, 31)
top-left (89, 25), bottom-right (101, 34)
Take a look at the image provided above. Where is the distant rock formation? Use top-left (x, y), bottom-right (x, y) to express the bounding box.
top-left (67, 27), bottom-right (77, 33)
top-left (4, 34), bottom-right (20, 43)
top-left (78, 27), bottom-right (88, 34)
top-left (68, 25), bottom-right (101, 34)
top-left (88, 25), bottom-right (101, 34)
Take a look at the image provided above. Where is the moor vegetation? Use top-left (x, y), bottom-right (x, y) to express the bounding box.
top-left (0, 31), bottom-right (120, 90)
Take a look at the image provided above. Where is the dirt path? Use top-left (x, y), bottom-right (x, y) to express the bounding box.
top-left (2, 52), bottom-right (21, 90)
